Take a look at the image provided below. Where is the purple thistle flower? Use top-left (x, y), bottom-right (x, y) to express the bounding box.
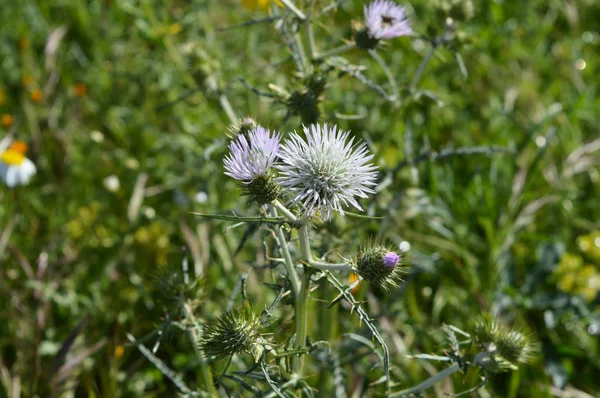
top-left (383, 252), bottom-right (400, 268)
top-left (224, 126), bottom-right (281, 182)
top-left (364, 0), bottom-right (413, 40)
top-left (276, 123), bottom-right (378, 221)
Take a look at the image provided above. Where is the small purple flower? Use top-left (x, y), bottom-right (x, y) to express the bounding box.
top-left (383, 252), bottom-right (400, 268)
top-left (364, 0), bottom-right (412, 40)
top-left (224, 126), bottom-right (281, 182)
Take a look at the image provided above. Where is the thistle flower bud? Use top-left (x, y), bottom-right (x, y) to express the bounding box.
top-left (200, 305), bottom-right (264, 362)
top-left (474, 314), bottom-right (537, 372)
top-left (228, 117), bottom-right (257, 139)
top-left (285, 74), bottom-right (326, 125)
top-left (245, 171), bottom-right (281, 204)
top-left (353, 242), bottom-right (407, 290)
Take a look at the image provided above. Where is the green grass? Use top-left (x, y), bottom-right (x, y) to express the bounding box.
top-left (0, 0), bottom-right (599, 396)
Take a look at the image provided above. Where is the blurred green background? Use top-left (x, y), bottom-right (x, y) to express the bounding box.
top-left (0, 0), bottom-right (599, 396)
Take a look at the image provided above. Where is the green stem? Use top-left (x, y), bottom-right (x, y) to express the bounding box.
top-left (390, 363), bottom-right (461, 397)
top-left (273, 199), bottom-right (297, 222)
top-left (298, 223), bottom-right (312, 262)
top-left (294, 31), bottom-right (309, 74)
top-left (182, 301), bottom-right (217, 395)
top-left (409, 45), bottom-right (435, 92)
top-left (390, 352), bottom-right (489, 397)
top-left (306, 18), bottom-right (317, 60)
top-left (309, 260), bottom-right (352, 272)
top-left (369, 49), bottom-right (399, 103)
top-left (293, 224), bottom-right (312, 376)
top-left (270, 206), bottom-right (300, 296)
top-left (315, 43), bottom-right (355, 59)
top-left (279, 0), bottom-right (306, 20)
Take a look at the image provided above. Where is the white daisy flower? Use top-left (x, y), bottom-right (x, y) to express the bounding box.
top-left (276, 123), bottom-right (378, 221)
top-left (0, 141), bottom-right (36, 188)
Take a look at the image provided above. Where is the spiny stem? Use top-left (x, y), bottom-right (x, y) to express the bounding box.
top-left (293, 223), bottom-right (312, 376)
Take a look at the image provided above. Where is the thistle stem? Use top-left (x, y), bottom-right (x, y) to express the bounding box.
top-left (279, 0), bottom-right (306, 20)
top-left (273, 199), bottom-right (297, 222)
top-left (390, 352), bottom-right (489, 397)
top-left (369, 49), bottom-right (399, 103)
top-left (306, 18), bottom-right (318, 60)
top-left (315, 43), bottom-right (355, 59)
top-left (270, 206), bottom-right (301, 296)
top-left (309, 260), bottom-right (353, 271)
top-left (390, 364), bottom-right (461, 397)
top-left (293, 223), bottom-right (312, 376)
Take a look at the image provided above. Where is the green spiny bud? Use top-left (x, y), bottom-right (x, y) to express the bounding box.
top-left (287, 89), bottom-right (321, 125)
top-left (496, 330), bottom-right (536, 365)
top-left (200, 304), bottom-right (264, 361)
top-left (473, 314), bottom-right (537, 372)
top-left (353, 241), bottom-right (407, 290)
top-left (227, 117), bottom-right (257, 139)
top-left (243, 171), bottom-right (280, 205)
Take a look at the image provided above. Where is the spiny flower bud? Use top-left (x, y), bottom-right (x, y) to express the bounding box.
top-left (200, 305), bottom-right (264, 362)
top-left (473, 314), bottom-right (537, 372)
top-left (245, 171), bottom-right (281, 204)
top-left (473, 314), bottom-right (500, 347)
top-left (353, 24), bottom-right (380, 51)
top-left (285, 74), bottom-right (326, 125)
top-left (353, 242), bottom-right (407, 290)
top-left (227, 117), bottom-right (257, 139)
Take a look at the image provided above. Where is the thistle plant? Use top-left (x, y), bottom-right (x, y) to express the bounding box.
top-left (123, 1), bottom-right (542, 396)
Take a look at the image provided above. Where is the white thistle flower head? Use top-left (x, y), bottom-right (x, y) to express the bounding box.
top-left (223, 126), bottom-right (281, 182)
top-left (276, 123), bottom-right (378, 221)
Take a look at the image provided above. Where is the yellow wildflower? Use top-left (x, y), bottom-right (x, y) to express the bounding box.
top-left (241, 0), bottom-right (281, 12)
